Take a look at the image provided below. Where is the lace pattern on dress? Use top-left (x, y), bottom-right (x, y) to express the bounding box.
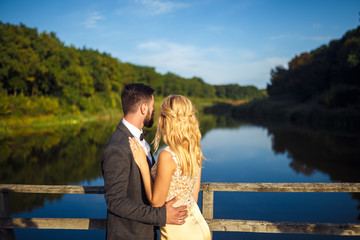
top-left (151, 146), bottom-right (199, 207)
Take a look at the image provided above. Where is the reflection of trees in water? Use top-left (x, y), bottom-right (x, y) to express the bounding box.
top-left (1, 114), bottom-right (240, 214)
top-left (265, 124), bottom-right (360, 220)
top-left (267, 125), bottom-right (360, 182)
top-left (1, 123), bottom-right (112, 185)
top-left (289, 161), bottom-right (315, 176)
top-left (0, 121), bottom-right (118, 214)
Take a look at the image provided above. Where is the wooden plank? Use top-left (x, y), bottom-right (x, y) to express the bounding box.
top-left (2, 218), bottom-right (359, 236)
top-left (207, 219), bottom-right (360, 236)
top-left (1, 183), bottom-right (360, 194)
top-left (202, 190), bottom-right (214, 220)
top-left (200, 182), bottom-right (360, 193)
top-left (0, 218), bottom-right (106, 230)
top-left (0, 184), bottom-right (104, 194)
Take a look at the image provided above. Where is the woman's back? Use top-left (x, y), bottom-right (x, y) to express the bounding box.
top-left (151, 146), bottom-right (199, 207)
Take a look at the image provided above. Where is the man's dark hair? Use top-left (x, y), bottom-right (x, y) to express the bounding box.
top-left (121, 83), bottom-right (154, 115)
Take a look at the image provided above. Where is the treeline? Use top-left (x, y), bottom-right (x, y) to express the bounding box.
top-left (232, 26), bottom-right (360, 129)
top-left (0, 22), bottom-right (265, 117)
top-left (267, 26), bottom-right (360, 110)
top-left (214, 84), bottom-right (265, 100)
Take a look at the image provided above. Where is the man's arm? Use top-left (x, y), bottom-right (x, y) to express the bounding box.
top-left (102, 145), bottom-right (166, 226)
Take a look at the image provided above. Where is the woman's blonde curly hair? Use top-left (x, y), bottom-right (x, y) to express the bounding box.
top-left (153, 95), bottom-right (204, 178)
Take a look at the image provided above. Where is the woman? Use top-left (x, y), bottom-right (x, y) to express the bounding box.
top-left (129, 95), bottom-right (211, 240)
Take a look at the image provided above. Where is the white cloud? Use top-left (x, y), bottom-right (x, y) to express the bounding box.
top-left (207, 25), bottom-right (223, 34)
top-left (184, 56), bottom-right (289, 88)
top-left (135, 40), bottom-right (202, 72)
top-left (130, 40), bottom-right (289, 88)
top-left (83, 12), bottom-right (104, 28)
top-left (227, 57), bottom-right (290, 87)
top-left (300, 35), bottom-right (333, 42)
top-left (270, 33), bottom-right (332, 43)
top-left (134, 0), bottom-right (191, 15)
top-left (270, 34), bottom-right (295, 40)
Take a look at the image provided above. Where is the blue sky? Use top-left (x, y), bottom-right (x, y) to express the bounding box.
top-left (1, 0), bottom-right (359, 89)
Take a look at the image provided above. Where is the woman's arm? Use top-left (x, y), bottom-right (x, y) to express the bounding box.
top-left (192, 167), bottom-right (202, 203)
top-left (129, 138), bottom-right (176, 207)
top-left (151, 150), bottom-right (176, 206)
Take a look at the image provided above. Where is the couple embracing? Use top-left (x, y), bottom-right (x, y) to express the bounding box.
top-left (101, 83), bottom-right (211, 240)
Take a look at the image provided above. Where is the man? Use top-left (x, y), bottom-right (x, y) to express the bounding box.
top-left (101, 83), bottom-right (187, 240)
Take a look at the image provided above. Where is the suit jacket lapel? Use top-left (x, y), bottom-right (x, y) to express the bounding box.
top-left (147, 150), bottom-right (155, 168)
top-left (146, 156), bottom-right (152, 169)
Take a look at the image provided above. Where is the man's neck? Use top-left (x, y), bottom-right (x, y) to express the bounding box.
top-left (124, 115), bottom-right (143, 130)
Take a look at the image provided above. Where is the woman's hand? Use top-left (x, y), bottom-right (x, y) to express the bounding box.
top-left (129, 137), bottom-right (147, 169)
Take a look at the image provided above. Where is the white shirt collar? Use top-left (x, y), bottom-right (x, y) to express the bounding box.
top-left (122, 118), bottom-right (154, 164)
top-left (122, 118), bottom-right (143, 141)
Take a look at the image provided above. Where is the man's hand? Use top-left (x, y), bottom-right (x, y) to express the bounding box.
top-left (165, 197), bottom-right (188, 225)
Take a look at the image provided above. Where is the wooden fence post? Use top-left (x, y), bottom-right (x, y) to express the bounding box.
top-left (202, 189), bottom-right (214, 239)
top-left (0, 192), bottom-right (16, 240)
top-left (202, 190), bottom-right (214, 219)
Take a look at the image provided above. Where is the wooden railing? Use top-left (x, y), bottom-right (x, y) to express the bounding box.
top-left (1, 183), bottom-right (360, 237)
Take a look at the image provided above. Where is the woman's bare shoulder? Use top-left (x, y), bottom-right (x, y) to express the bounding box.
top-left (159, 148), bottom-right (172, 157)
top-left (158, 149), bottom-right (176, 169)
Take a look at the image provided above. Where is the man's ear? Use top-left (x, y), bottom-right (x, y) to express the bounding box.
top-left (140, 103), bottom-right (148, 115)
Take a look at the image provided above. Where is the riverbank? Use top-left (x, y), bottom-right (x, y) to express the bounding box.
top-left (0, 96), bottom-right (218, 136)
top-left (0, 109), bottom-right (122, 136)
top-left (204, 98), bottom-right (360, 132)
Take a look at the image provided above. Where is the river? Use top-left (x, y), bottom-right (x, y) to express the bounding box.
top-left (1, 114), bottom-right (359, 240)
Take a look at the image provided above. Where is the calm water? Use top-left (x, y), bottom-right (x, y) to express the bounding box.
top-left (1, 114), bottom-right (359, 240)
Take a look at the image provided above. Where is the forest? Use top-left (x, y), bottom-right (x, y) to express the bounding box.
top-left (230, 25), bottom-right (360, 129)
top-left (267, 26), bottom-right (360, 107)
top-left (0, 22), bottom-right (265, 120)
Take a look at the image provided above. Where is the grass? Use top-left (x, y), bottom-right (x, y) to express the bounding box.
top-left (0, 109), bottom-right (122, 137)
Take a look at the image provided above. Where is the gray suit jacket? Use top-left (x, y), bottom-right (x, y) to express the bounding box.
top-left (101, 121), bottom-right (166, 240)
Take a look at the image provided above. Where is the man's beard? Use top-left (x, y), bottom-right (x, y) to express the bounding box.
top-left (144, 109), bottom-right (154, 128)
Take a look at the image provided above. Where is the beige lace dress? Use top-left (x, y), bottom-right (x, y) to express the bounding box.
top-left (151, 146), bottom-right (211, 240)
